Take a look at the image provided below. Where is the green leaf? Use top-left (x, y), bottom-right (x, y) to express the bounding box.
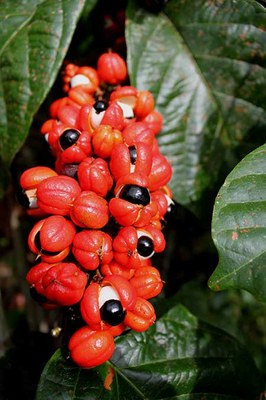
top-left (0, 0), bottom-right (97, 194)
top-left (126, 0), bottom-right (266, 208)
top-left (36, 305), bottom-right (264, 399)
top-left (209, 142), bottom-right (266, 302)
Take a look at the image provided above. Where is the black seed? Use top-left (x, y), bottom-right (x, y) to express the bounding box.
top-left (41, 249), bottom-right (59, 256)
top-left (16, 189), bottom-right (30, 208)
top-left (34, 231), bottom-right (42, 251)
top-left (119, 185), bottom-right (150, 206)
top-left (93, 100), bottom-right (108, 114)
top-left (59, 163), bottom-right (79, 178)
top-left (34, 231), bottom-right (58, 256)
top-left (59, 129), bottom-right (80, 150)
top-left (137, 235), bottom-right (154, 258)
top-left (129, 146), bottom-right (137, 165)
top-left (30, 287), bottom-right (47, 304)
top-left (100, 300), bottom-right (126, 326)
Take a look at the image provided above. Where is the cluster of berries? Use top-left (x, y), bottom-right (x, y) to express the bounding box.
top-left (18, 51), bottom-right (173, 368)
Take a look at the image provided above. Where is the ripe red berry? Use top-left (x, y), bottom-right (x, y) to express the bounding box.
top-left (149, 153), bottom-right (172, 191)
top-left (26, 262), bottom-right (88, 307)
top-left (28, 215), bottom-right (76, 263)
top-left (37, 176), bottom-right (81, 216)
top-left (130, 266), bottom-right (163, 299)
top-left (77, 157), bottom-right (113, 197)
top-left (69, 327), bottom-right (115, 368)
top-left (110, 142), bottom-right (152, 182)
top-left (72, 230), bottom-right (113, 270)
top-left (124, 297), bottom-right (156, 332)
top-left (134, 90), bottom-right (155, 119)
top-left (92, 125), bottom-right (123, 159)
top-left (18, 166), bottom-right (58, 216)
top-left (70, 191), bottom-right (109, 229)
top-left (97, 52), bottom-right (127, 85)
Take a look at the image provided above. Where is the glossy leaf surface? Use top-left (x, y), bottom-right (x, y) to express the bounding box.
top-left (126, 0), bottom-right (266, 208)
top-left (0, 0), bottom-right (96, 194)
top-left (37, 305), bottom-right (264, 399)
top-left (209, 142), bottom-right (266, 302)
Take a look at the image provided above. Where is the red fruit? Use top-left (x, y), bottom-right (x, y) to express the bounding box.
top-left (42, 121), bottom-right (78, 157)
top-left (56, 131), bottom-right (92, 166)
top-left (20, 166), bottom-right (58, 190)
top-left (77, 157), bottom-right (113, 197)
top-left (100, 261), bottom-right (136, 280)
top-left (72, 230), bottom-right (113, 270)
top-left (18, 166), bottom-right (58, 216)
top-left (124, 297), bottom-right (156, 332)
top-left (63, 64), bottom-right (99, 94)
top-left (109, 194), bottom-right (158, 228)
top-left (56, 104), bottom-right (80, 127)
top-left (70, 191), bottom-right (109, 229)
top-left (80, 276), bottom-right (137, 330)
top-left (141, 225), bottom-right (166, 252)
top-left (109, 142), bottom-right (152, 182)
top-left (97, 52), bottom-right (127, 85)
top-left (109, 173), bottom-right (158, 227)
top-left (114, 172), bottom-right (150, 195)
top-left (122, 121), bottom-right (155, 147)
top-left (100, 102), bottom-right (124, 131)
top-left (109, 198), bottom-right (142, 226)
top-left (88, 101), bottom-right (124, 132)
top-left (87, 100), bottom-right (108, 131)
top-left (28, 216), bottom-right (76, 263)
top-left (49, 98), bottom-right (81, 122)
top-left (113, 226), bottom-right (140, 269)
top-left (130, 266), bottom-right (163, 299)
top-left (150, 190), bottom-right (169, 219)
top-left (110, 86), bottom-right (137, 119)
top-left (113, 225), bottom-right (165, 268)
top-left (26, 262), bottom-right (53, 298)
top-left (149, 153), bottom-right (172, 191)
top-left (26, 262), bottom-right (88, 307)
top-left (143, 110), bottom-right (163, 135)
top-left (110, 86), bottom-right (137, 103)
top-left (151, 188), bottom-right (174, 220)
top-left (69, 327), bottom-right (115, 368)
top-left (68, 87), bottom-right (95, 106)
top-left (37, 176), bottom-right (81, 216)
top-left (77, 104), bottom-right (93, 131)
top-left (134, 90), bottom-right (154, 119)
top-left (92, 125), bottom-right (123, 159)
top-left (103, 275), bottom-right (137, 311)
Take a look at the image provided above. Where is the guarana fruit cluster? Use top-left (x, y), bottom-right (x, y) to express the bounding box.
top-left (18, 51), bottom-right (173, 368)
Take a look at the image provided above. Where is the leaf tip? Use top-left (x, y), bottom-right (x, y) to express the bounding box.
top-left (208, 275), bottom-right (222, 292)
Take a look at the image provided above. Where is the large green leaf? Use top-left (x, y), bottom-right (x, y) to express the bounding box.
top-left (209, 142), bottom-right (266, 302)
top-left (36, 305), bottom-right (264, 399)
top-left (0, 0), bottom-right (97, 195)
top-left (126, 0), bottom-right (266, 208)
